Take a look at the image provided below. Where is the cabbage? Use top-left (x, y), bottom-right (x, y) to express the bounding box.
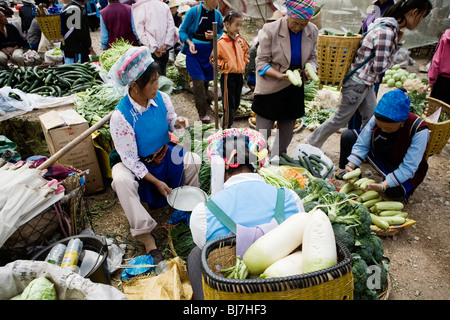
top-left (19, 277), bottom-right (57, 300)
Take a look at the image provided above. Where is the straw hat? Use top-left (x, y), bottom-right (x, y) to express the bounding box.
top-left (169, 0), bottom-right (180, 8)
top-left (178, 4), bottom-right (191, 14)
top-left (267, 10), bottom-right (283, 21)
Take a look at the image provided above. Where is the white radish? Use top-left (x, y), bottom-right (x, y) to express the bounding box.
top-left (302, 208), bottom-right (337, 273)
top-left (243, 211), bottom-right (311, 275)
top-left (260, 251), bottom-right (303, 278)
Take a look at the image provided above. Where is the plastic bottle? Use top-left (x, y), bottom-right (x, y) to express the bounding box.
top-left (45, 243), bottom-right (67, 266)
top-left (60, 238), bottom-right (83, 274)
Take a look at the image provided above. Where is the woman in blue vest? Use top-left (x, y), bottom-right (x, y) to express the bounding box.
top-left (187, 128), bottom-right (305, 299)
top-left (339, 88), bottom-right (429, 202)
top-left (108, 46), bottom-right (201, 263)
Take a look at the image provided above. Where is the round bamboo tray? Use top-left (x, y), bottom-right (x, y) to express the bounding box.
top-left (317, 34), bottom-right (363, 90)
top-left (370, 225), bottom-right (400, 237)
top-left (422, 97), bottom-right (450, 160)
top-left (201, 235), bottom-right (354, 300)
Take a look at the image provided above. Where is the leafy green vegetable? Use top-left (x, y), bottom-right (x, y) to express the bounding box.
top-left (258, 166), bottom-right (300, 190)
top-left (74, 84), bottom-right (123, 142)
top-left (167, 222), bottom-right (196, 260)
top-left (303, 200), bottom-right (319, 212)
top-left (304, 80), bottom-right (319, 101)
top-left (50, 47), bottom-right (62, 56)
top-left (408, 90), bottom-right (427, 116)
top-left (332, 223), bottom-right (355, 252)
top-left (166, 65), bottom-right (184, 87)
top-left (18, 277), bottom-right (57, 300)
top-left (319, 191), bottom-right (353, 222)
top-left (100, 38), bottom-right (136, 72)
top-left (300, 178), bottom-right (336, 205)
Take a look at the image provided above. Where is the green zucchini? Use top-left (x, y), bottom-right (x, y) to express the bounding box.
top-left (370, 213), bottom-right (390, 230)
top-left (379, 215), bottom-right (406, 226)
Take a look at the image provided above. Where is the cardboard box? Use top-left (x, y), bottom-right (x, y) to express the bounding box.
top-left (39, 109), bottom-right (104, 194)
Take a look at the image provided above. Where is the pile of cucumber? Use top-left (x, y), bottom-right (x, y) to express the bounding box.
top-left (0, 62), bottom-right (103, 97)
top-left (279, 152), bottom-right (335, 179)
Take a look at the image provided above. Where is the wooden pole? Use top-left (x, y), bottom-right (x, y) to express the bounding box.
top-left (37, 111), bottom-right (113, 171)
top-left (213, 22), bottom-right (219, 130)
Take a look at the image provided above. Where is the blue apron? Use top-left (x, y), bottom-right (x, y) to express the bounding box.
top-left (186, 41), bottom-right (214, 81)
top-left (116, 93), bottom-right (185, 208)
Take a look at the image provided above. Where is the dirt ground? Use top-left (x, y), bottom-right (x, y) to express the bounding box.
top-left (86, 20), bottom-right (449, 300)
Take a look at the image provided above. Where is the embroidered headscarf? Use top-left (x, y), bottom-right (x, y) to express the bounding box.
top-left (108, 46), bottom-right (154, 95)
top-left (206, 128), bottom-right (268, 195)
top-left (285, 0), bottom-right (315, 20)
top-left (374, 89), bottom-right (411, 123)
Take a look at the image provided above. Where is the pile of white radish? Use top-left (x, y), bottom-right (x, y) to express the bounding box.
top-left (243, 208), bottom-right (337, 279)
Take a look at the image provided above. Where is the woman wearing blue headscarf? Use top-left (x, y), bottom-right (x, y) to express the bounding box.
top-left (339, 89), bottom-right (429, 202)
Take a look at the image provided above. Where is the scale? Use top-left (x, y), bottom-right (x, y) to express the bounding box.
top-left (167, 186), bottom-right (208, 212)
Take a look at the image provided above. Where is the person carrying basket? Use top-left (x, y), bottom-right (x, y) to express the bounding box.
top-left (305, 0), bottom-right (432, 149)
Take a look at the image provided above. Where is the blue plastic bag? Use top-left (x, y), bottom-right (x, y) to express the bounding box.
top-left (120, 254), bottom-right (155, 281)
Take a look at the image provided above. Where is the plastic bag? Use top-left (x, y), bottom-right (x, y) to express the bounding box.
top-left (23, 49), bottom-right (42, 66)
top-left (121, 257), bottom-right (193, 300)
top-left (0, 260), bottom-right (126, 300)
top-left (292, 143), bottom-right (335, 179)
top-left (0, 86), bottom-right (33, 115)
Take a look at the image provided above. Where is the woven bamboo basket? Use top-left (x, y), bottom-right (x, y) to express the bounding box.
top-left (317, 34), bottom-right (363, 90)
top-left (422, 97), bottom-right (450, 160)
top-left (35, 14), bottom-right (65, 44)
top-left (310, 8), bottom-right (322, 30)
top-left (201, 235), bottom-right (354, 300)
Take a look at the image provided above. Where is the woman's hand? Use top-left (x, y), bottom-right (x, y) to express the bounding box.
top-left (188, 40), bottom-right (197, 54)
top-left (303, 68), bottom-right (312, 81)
top-left (175, 116), bottom-right (189, 128)
top-left (345, 162), bottom-right (357, 173)
top-left (365, 181), bottom-right (388, 192)
top-left (155, 180), bottom-right (173, 198)
top-left (204, 30), bottom-right (214, 40)
top-left (279, 72), bottom-right (289, 81)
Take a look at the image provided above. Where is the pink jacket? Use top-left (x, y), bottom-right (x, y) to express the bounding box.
top-left (428, 29), bottom-right (450, 84)
top-left (132, 0), bottom-right (179, 53)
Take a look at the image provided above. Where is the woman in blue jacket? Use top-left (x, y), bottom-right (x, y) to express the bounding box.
top-left (178, 0), bottom-right (223, 123)
top-left (339, 89), bottom-right (429, 202)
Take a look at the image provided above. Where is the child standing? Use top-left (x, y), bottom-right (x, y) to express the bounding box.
top-left (214, 11), bottom-right (249, 129)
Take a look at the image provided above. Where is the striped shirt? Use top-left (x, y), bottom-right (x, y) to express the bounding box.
top-left (351, 18), bottom-right (400, 85)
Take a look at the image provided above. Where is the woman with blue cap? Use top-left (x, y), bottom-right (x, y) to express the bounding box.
top-left (339, 88), bottom-right (429, 202)
top-left (108, 46), bottom-right (201, 263)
